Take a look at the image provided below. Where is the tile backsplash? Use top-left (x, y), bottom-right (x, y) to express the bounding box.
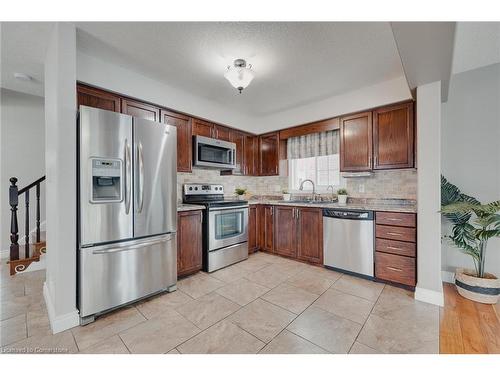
top-left (177, 167), bottom-right (417, 202)
top-left (344, 169), bottom-right (417, 200)
top-left (177, 168), bottom-right (288, 202)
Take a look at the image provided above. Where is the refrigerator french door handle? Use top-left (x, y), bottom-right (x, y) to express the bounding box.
top-left (124, 139), bottom-right (131, 214)
top-left (137, 142), bottom-right (145, 213)
top-left (91, 234), bottom-right (173, 255)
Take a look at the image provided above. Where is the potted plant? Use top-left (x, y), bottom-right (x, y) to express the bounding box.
top-left (234, 187), bottom-right (247, 200)
top-left (441, 176), bottom-right (500, 304)
top-left (282, 189), bottom-right (291, 201)
top-left (337, 188), bottom-right (348, 205)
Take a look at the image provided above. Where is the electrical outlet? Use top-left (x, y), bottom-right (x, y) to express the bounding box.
top-left (358, 184), bottom-right (365, 193)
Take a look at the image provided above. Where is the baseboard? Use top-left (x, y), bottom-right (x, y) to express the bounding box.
top-left (441, 270), bottom-right (455, 283)
top-left (414, 286), bottom-right (444, 306)
top-left (43, 282), bottom-right (80, 334)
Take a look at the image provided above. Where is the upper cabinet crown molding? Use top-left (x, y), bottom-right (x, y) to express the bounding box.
top-left (77, 84), bottom-right (121, 112)
top-left (279, 117), bottom-right (340, 140)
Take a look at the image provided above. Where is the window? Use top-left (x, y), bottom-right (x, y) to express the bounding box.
top-left (289, 154), bottom-right (343, 192)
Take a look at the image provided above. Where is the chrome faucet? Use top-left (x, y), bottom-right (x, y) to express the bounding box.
top-left (299, 179), bottom-right (316, 201)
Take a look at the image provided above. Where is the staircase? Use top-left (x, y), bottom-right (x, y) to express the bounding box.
top-left (7, 176), bottom-right (46, 275)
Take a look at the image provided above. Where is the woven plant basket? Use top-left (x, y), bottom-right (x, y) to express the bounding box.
top-left (455, 268), bottom-right (500, 304)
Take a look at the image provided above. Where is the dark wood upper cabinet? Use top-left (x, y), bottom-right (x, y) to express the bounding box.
top-left (373, 102), bottom-right (414, 169)
top-left (192, 119), bottom-right (213, 138)
top-left (177, 210), bottom-right (203, 278)
top-left (296, 207), bottom-right (323, 264)
top-left (244, 135), bottom-right (258, 176)
top-left (340, 111), bottom-right (373, 172)
top-left (121, 98), bottom-right (160, 122)
top-left (259, 132), bottom-right (280, 176)
top-left (214, 125), bottom-right (231, 142)
top-left (248, 206), bottom-right (258, 254)
top-left (160, 110), bottom-right (192, 173)
top-left (274, 206), bottom-right (296, 258)
top-left (77, 84), bottom-right (121, 112)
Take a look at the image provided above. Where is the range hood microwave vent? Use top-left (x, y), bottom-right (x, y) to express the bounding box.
top-left (341, 171), bottom-right (374, 178)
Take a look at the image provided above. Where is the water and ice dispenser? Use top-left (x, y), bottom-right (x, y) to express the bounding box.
top-left (90, 158), bottom-right (123, 203)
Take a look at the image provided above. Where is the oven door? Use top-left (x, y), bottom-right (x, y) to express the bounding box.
top-left (194, 135), bottom-right (236, 169)
top-left (208, 206), bottom-right (248, 251)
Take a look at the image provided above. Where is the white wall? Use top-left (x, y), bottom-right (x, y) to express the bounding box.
top-left (43, 23), bottom-right (79, 333)
top-left (441, 63), bottom-right (500, 278)
top-left (0, 89), bottom-right (46, 253)
top-left (416, 81), bottom-right (444, 306)
top-left (256, 76), bottom-right (413, 134)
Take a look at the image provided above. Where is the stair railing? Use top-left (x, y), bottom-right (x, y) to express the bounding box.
top-left (9, 176), bottom-right (46, 261)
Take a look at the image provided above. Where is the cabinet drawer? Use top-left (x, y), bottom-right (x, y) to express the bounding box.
top-left (376, 238), bottom-right (416, 258)
top-left (375, 252), bottom-right (416, 286)
top-left (376, 224), bottom-right (416, 242)
top-left (376, 212), bottom-right (416, 227)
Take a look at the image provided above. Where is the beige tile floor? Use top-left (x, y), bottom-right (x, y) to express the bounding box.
top-left (0, 252), bottom-right (439, 354)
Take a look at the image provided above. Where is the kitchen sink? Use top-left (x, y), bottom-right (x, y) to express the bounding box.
top-left (276, 199), bottom-right (336, 204)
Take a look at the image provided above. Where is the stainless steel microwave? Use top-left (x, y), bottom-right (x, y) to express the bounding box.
top-left (193, 135), bottom-right (236, 169)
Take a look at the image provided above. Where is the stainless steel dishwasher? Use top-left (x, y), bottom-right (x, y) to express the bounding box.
top-left (323, 209), bottom-right (374, 277)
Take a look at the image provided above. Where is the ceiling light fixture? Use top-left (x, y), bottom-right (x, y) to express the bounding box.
top-left (14, 72), bottom-right (33, 81)
top-left (224, 59), bottom-right (254, 94)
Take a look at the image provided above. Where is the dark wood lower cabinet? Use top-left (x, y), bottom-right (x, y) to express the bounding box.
top-left (177, 210), bottom-right (203, 278)
top-left (259, 205), bottom-right (274, 253)
top-left (248, 206), bottom-right (258, 254)
top-left (296, 207), bottom-right (323, 264)
top-left (253, 205), bottom-right (323, 265)
top-left (274, 206), bottom-right (296, 258)
top-left (375, 211), bottom-right (417, 287)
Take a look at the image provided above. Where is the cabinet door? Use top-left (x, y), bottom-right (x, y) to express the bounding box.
top-left (297, 207), bottom-right (323, 264)
top-left (340, 111), bottom-right (373, 171)
top-left (177, 210), bottom-right (203, 277)
top-left (192, 119), bottom-right (213, 138)
top-left (373, 102), bottom-right (414, 169)
top-left (214, 125), bottom-right (231, 141)
top-left (121, 98), bottom-right (160, 122)
top-left (248, 206), bottom-right (258, 254)
top-left (259, 132), bottom-right (279, 176)
top-left (244, 135), bottom-right (258, 176)
top-left (274, 206), bottom-right (296, 258)
top-left (77, 84), bottom-right (121, 112)
top-left (261, 205), bottom-right (274, 253)
top-left (230, 130), bottom-right (245, 175)
top-left (160, 110), bottom-right (192, 173)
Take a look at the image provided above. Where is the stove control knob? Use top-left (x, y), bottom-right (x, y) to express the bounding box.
top-left (189, 187), bottom-right (193, 191)
top-left (194, 187), bottom-right (198, 191)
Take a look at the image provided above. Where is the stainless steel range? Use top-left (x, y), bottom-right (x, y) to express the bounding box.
top-left (183, 184), bottom-right (248, 272)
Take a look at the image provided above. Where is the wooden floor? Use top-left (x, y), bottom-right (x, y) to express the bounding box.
top-left (440, 282), bottom-right (500, 354)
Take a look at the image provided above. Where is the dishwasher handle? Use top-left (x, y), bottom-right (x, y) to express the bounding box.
top-left (323, 209), bottom-right (373, 220)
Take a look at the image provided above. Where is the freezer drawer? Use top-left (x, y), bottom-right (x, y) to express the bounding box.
top-left (79, 233), bottom-right (177, 318)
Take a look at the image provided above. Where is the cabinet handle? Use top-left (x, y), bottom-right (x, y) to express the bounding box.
top-left (297, 209), bottom-right (300, 220)
top-left (386, 266), bottom-right (403, 272)
top-left (368, 155), bottom-right (372, 166)
top-left (387, 218), bottom-right (402, 221)
top-left (374, 155), bottom-right (378, 166)
top-left (387, 232), bottom-right (402, 236)
top-left (387, 246), bottom-right (402, 250)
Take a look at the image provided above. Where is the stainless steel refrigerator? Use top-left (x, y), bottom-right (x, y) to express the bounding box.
top-left (78, 105), bottom-right (177, 323)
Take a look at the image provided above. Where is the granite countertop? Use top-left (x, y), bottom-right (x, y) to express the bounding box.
top-left (177, 204), bottom-right (205, 212)
top-left (248, 199), bottom-right (417, 213)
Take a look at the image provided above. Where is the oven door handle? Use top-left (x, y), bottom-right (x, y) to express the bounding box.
top-left (209, 205), bottom-right (249, 212)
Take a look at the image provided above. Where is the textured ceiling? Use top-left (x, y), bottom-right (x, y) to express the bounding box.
top-left (74, 22), bottom-right (405, 117)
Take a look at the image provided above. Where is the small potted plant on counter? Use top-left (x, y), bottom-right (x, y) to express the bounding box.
top-left (282, 189), bottom-right (291, 201)
top-left (337, 188), bottom-right (348, 205)
top-left (441, 176), bottom-right (500, 304)
top-left (234, 187), bottom-right (247, 200)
